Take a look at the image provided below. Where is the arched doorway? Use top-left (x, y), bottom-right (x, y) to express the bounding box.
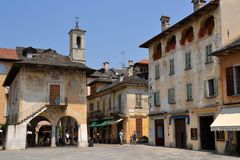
top-left (57, 116), bottom-right (78, 146)
top-left (26, 116), bottom-right (51, 147)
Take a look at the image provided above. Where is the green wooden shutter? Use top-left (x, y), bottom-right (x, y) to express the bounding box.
top-left (204, 80), bottom-right (208, 97)
top-left (213, 78), bottom-right (218, 96)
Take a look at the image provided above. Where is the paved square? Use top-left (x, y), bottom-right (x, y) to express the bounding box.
top-left (0, 144), bottom-right (239, 160)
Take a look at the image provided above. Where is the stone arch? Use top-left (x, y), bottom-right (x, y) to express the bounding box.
top-left (198, 15), bottom-right (215, 38)
top-left (165, 35), bottom-right (176, 52)
top-left (27, 116), bottom-right (52, 147)
top-left (153, 43), bottom-right (162, 61)
top-left (56, 116), bottom-right (79, 146)
top-left (180, 26), bottom-right (194, 46)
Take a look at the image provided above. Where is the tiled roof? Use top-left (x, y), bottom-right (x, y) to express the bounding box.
top-left (0, 48), bottom-right (19, 60)
top-left (136, 59), bottom-right (149, 65)
top-left (98, 75), bottom-right (147, 93)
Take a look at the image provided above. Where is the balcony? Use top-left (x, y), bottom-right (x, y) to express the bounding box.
top-left (46, 97), bottom-right (68, 111)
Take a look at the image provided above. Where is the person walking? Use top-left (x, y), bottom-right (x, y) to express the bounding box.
top-left (132, 131), bottom-right (137, 145)
top-left (119, 129), bottom-right (124, 145)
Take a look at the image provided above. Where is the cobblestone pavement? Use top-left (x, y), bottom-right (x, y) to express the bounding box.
top-left (0, 144), bottom-right (239, 160)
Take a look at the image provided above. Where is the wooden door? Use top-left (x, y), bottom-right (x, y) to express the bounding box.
top-left (50, 85), bottom-right (60, 105)
top-left (175, 118), bottom-right (186, 148)
top-left (155, 119), bottom-right (164, 146)
top-left (136, 118), bottom-right (142, 136)
top-left (200, 116), bottom-right (215, 150)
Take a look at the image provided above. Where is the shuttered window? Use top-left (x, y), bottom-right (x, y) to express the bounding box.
top-left (206, 44), bottom-right (213, 63)
top-left (204, 78), bottom-right (218, 97)
top-left (168, 88), bottom-right (176, 104)
top-left (154, 91), bottom-right (160, 106)
top-left (169, 59), bottom-right (175, 75)
top-left (185, 52), bottom-right (192, 70)
top-left (226, 67), bottom-right (234, 96)
top-left (135, 94), bottom-right (142, 108)
top-left (118, 94), bottom-right (122, 112)
top-left (235, 66), bottom-right (240, 95)
top-left (186, 83), bottom-right (193, 101)
top-left (155, 64), bottom-right (160, 79)
top-left (226, 66), bottom-right (240, 96)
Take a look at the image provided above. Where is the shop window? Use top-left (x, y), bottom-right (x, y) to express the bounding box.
top-left (216, 131), bottom-right (225, 141)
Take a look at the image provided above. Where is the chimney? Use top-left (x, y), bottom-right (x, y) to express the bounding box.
top-left (128, 60), bottom-right (134, 67)
top-left (192, 0), bottom-right (206, 12)
top-left (103, 62), bottom-right (109, 72)
top-left (128, 65), bottom-right (134, 77)
top-left (160, 16), bottom-right (171, 32)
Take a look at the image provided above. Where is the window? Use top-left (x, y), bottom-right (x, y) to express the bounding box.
top-left (136, 94), bottom-right (142, 108)
top-left (90, 103), bottom-right (94, 117)
top-left (154, 91), bottom-right (160, 106)
top-left (50, 85), bottom-right (60, 105)
top-left (169, 59), bottom-right (175, 75)
top-left (103, 100), bottom-right (105, 114)
top-left (136, 119), bottom-right (142, 136)
top-left (216, 131), bottom-right (225, 141)
top-left (185, 52), bottom-right (192, 70)
top-left (97, 101), bottom-right (100, 111)
top-left (76, 36), bottom-right (81, 48)
top-left (168, 88), bottom-right (175, 104)
top-left (226, 66), bottom-right (240, 96)
top-left (206, 44), bottom-right (213, 63)
top-left (0, 64), bottom-right (8, 74)
top-left (118, 94), bottom-right (122, 112)
top-left (205, 78), bottom-right (218, 98)
top-left (155, 64), bottom-right (160, 79)
top-left (108, 97), bottom-right (111, 110)
top-left (186, 83), bottom-right (193, 101)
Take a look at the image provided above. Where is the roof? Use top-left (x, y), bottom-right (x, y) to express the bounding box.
top-left (139, 0), bottom-right (219, 48)
top-left (135, 59), bottom-right (149, 65)
top-left (212, 37), bottom-right (240, 56)
top-left (0, 48), bottom-right (19, 61)
top-left (98, 74), bottom-right (148, 93)
top-left (3, 47), bottom-right (94, 86)
top-left (87, 77), bottom-right (116, 86)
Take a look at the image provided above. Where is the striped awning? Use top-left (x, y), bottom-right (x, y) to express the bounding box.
top-left (211, 107), bottom-right (240, 131)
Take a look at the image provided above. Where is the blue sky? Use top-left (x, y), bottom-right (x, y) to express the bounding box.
top-left (0, 0), bottom-right (208, 69)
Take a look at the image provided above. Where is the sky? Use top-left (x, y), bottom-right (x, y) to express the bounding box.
top-left (0, 0), bottom-right (209, 69)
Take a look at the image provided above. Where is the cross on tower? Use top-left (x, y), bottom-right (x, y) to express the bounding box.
top-left (75, 16), bottom-right (79, 29)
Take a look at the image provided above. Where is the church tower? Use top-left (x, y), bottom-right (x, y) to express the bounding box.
top-left (69, 17), bottom-right (86, 64)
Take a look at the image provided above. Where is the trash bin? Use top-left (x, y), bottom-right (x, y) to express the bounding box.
top-left (88, 138), bottom-right (94, 147)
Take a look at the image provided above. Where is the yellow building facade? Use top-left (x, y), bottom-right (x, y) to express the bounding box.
top-left (88, 61), bottom-right (149, 144)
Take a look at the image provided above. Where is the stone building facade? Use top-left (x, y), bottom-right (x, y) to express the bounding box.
top-left (3, 24), bottom-right (91, 150)
top-left (140, 0), bottom-right (240, 153)
top-left (87, 60), bottom-right (149, 144)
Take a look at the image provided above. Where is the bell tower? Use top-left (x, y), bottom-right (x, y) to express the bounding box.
top-left (69, 17), bottom-right (86, 64)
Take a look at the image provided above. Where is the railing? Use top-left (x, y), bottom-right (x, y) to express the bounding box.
top-left (17, 97), bottom-right (47, 124)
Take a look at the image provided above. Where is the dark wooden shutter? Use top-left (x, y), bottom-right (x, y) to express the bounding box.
top-left (50, 85), bottom-right (60, 105)
top-left (136, 118), bottom-right (142, 136)
top-left (226, 67), bottom-right (234, 96)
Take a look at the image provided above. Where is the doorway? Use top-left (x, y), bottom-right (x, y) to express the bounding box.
top-left (237, 132), bottom-right (240, 153)
top-left (200, 116), bottom-right (215, 150)
top-left (155, 119), bottom-right (164, 146)
top-left (175, 118), bottom-right (186, 148)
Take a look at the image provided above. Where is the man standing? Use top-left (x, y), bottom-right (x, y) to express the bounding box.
top-left (119, 130), bottom-right (124, 145)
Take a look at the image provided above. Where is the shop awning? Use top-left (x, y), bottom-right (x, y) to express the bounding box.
top-left (89, 119), bottom-right (123, 128)
top-left (211, 107), bottom-right (240, 131)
